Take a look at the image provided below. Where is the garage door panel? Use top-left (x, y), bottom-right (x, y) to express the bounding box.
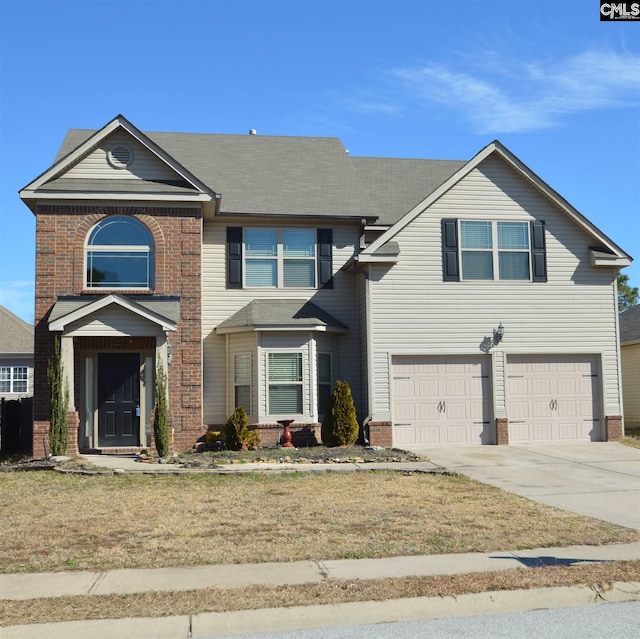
top-left (507, 355), bottom-right (601, 443)
top-left (392, 356), bottom-right (492, 445)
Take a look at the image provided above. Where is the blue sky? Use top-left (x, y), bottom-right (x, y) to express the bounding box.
top-left (0, 0), bottom-right (638, 323)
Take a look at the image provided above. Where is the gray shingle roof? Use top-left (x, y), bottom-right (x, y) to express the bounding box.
top-left (49, 297), bottom-right (181, 325)
top-left (349, 157), bottom-right (466, 225)
top-left (40, 177), bottom-right (198, 195)
top-left (0, 306), bottom-right (34, 354)
top-left (216, 300), bottom-right (347, 333)
top-left (620, 305), bottom-right (640, 343)
top-left (53, 127), bottom-right (467, 222)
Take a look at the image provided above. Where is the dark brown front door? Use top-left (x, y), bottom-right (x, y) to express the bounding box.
top-left (98, 353), bottom-right (140, 447)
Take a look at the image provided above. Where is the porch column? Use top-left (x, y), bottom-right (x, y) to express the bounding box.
top-left (60, 335), bottom-right (75, 409)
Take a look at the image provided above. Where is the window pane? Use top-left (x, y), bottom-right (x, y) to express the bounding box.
top-left (498, 222), bottom-right (529, 250)
top-left (462, 251), bottom-right (493, 279)
top-left (245, 259), bottom-right (277, 286)
top-left (234, 354), bottom-right (251, 384)
top-left (499, 252), bottom-right (530, 280)
top-left (283, 260), bottom-right (315, 287)
top-left (460, 222), bottom-right (492, 249)
top-left (268, 353), bottom-right (302, 382)
top-left (235, 386), bottom-right (251, 413)
top-left (87, 252), bottom-right (151, 287)
top-left (88, 216), bottom-right (152, 246)
top-left (318, 354), bottom-right (331, 384)
top-left (245, 229), bottom-right (277, 257)
top-left (269, 385), bottom-right (303, 413)
top-left (283, 230), bottom-right (315, 257)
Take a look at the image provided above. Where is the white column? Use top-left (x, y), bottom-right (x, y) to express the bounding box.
top-left (60, 335), bottom-right (75, 409)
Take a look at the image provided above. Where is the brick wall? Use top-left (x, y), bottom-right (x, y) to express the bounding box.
top-left (33, 205), bottom-right (203, 457)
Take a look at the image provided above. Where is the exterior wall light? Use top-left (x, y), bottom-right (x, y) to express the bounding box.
top-left (493, 323), bottom-right (505, 345)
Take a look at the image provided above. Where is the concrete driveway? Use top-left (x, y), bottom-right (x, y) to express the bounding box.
top-left (406, 443), bottom-right (640, 530)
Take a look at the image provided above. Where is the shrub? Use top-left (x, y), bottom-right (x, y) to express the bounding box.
top-left (321, 380), bottom-right (359, 447)
top-left (223, 406), bottom-right (261, 451)
top-left (47, 337), bottom-right (69, 456)
top-left (153, 361), bottom-right (170, 458)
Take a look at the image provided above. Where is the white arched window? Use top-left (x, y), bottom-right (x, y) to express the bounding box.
top-left (85, 216), bottom-right (154, 289)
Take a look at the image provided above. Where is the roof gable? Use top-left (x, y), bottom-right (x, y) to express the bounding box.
top-left (0, 306), bottom-right (33, 354)
top-left (20, 115), bottom-right (216, 209)
top-left (360, 141), bottom-right (631, 266)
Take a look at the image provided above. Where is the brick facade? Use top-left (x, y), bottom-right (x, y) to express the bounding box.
top-left (33, 205), bottom-right (204, 457)
top-left (367, 421), bottom-right (393, 448)
top-left (605, 415), bottom-right (623, 441)
top-left (495, 417), bottom-right (509, 445)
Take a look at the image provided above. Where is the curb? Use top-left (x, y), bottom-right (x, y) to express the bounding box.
top-left (3, 582), bottom-right (640, 639)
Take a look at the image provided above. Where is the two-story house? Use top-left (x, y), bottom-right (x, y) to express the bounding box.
top-left (19, 115), bottom-right (631, 457)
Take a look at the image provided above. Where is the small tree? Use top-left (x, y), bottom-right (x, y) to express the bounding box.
top-left (224, 406), bottom-right (249, 450)
top-left (321, 380), bottom-right (359, 447)
top-left (618, 272), bottom-right (638, 312)
top-left (47, 337), bottom-right (69, 456)
top-left (153, 360), bottom-right (170, 458)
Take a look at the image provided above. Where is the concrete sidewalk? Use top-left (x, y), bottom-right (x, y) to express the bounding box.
top-left (2, 543), bottom-right (640, 638)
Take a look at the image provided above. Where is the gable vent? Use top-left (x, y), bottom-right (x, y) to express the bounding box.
top-left (107, 144), bottom-right (133, 169)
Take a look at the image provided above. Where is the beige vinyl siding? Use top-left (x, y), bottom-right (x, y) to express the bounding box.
top-left (202, 219), bottom-right (362, 425)
top-left (621, 343), bottom-right (640, 429)
top-left (62, 307), bottom-right (166, 337)
top-left (368, 154), bottom-right (621, 423)
top-left (65, 132), bottom-right (178, 181)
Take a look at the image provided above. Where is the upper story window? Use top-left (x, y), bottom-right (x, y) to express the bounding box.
top-left (442, 218), bottom-right (547, 283)
top-left (244, 228), bottom-right (316, 287)
top-left (227, 227), bottom-right (333, 290)
top-left (86, 216), bottom-right (154, 289)
top-left (0, 366), bottom-right (28, 394)
top-left (460, 221), bottom-right (530, 280)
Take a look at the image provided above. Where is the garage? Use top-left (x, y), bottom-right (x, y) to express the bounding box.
top-left (507, 355), bottom-right (601, 443)
top-left (392, 356), bottom-right (492, 445)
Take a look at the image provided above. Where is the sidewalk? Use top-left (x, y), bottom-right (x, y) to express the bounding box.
top-left (3, 543), bottom-right (640, 638)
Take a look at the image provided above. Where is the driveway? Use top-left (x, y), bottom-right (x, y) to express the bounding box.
top-left (406, 443), bottom-right (640, 530)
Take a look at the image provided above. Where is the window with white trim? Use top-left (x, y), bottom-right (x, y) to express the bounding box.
top-left (245, 229), bottom-right (316, 288)
top-left (268, 352), bottom-right (303, 414)
top-left (234, 353), bottom-right (252, 414)
top-left (85, 216), bottom-right (154, 288)
top-left (460, 221), bottom-right (531, 280)
top-left (0, 366), bottom-right (28, 394)
top-left (317, 353), bottom-right (332, 416)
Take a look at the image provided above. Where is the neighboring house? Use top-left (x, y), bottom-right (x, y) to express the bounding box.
top-left (19, 115), bottom-right (632, 457)
top-left (620, 304), bottom-right (640, 431)
top-left (0, 305), bottom-right (34, 401)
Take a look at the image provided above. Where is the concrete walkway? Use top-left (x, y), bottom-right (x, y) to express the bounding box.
top-left (3, 543), bottom-right (640, 638)
top-left (406, 443), bottom-right (640, 530)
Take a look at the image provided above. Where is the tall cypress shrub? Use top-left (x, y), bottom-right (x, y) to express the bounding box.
top-left (321, 380), bottom-right (359, 447)
top-left (154, 360), bottom-right (170, 458)
top-left (47, 337), bottom-right (69, 456)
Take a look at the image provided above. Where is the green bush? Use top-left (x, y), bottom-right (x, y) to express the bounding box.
top-left (153, 361), bottom-right (170, 458)
top-left (47, 337), bottom-right (69, 456)
top-left (321, 380), bottom-right (359, 447)
top-left (223, 406), bottom-right (261, 451)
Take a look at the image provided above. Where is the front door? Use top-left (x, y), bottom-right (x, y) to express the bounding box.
top-left (98, 353), bottom-right (140, 447)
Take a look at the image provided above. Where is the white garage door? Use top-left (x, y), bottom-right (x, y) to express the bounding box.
top-left (392, 356), bottom-right (492, 445)
top-left (507, 355), bottom-right (601, 443)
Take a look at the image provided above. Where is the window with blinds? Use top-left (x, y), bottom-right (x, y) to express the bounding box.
top-left (234, 353), bottom-right (252, 414)
top-left (245, 229), bottom-right (316, 287)
top-left (460, 221), bottom-right (530, 280)
top-left (268, 352), bottom-right (303, 414)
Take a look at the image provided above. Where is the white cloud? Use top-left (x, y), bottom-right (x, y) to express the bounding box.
top-left (389, 49), bottom-right (640, 134)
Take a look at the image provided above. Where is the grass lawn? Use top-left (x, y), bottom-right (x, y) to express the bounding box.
top-left (1, 470), bottom-right (637, 575)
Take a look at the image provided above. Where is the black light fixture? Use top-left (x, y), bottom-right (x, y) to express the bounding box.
top-left (493, 323), bottom-right (505, 345)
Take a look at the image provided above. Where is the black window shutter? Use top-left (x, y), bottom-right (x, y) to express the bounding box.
top-left (441, 218), bottom-right (460, 282)
top-left (530, 221), bottom-right (547, 282)
top-left (317, 228), bottom-right (333, 289)
top-left (227, 227), bottom-right (243, 289)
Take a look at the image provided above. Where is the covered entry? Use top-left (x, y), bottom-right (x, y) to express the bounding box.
top-left (48, 294), bottom-right (178, 451)
top-left (392, 355), bottom-right (492, 445)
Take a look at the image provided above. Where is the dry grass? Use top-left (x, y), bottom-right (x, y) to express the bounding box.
top-left (2, 560), bottom-right (639, 627)
top-left (1, 471), bottom-right (637, 574)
